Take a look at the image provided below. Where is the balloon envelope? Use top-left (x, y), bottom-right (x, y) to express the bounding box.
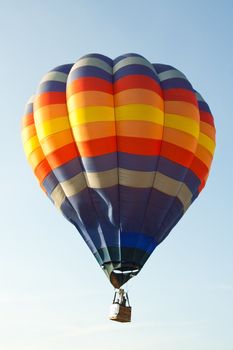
top-left (21, 53), bottom-right (216, 287)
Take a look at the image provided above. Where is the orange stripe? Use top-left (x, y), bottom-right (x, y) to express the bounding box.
top-left (117, 136), bottom-right (161, 155)
top-left (46, 142), bottom-right (79, 169)
top-left (68, 91), bottom-right (114, 108)
top-left (114, 89), bottom-right (164, 111)
top-left (195, 144), bottom-right (213, 169)
top-left (40, 129), bottom-right (75, 154)
top-left (116, 120), bottom-right (163, 139)
top-left (165, 100), bottom-right (199, 121)
top-left (72, 121), bottom-right (116, 141)
top-left (200, 121), bottom-right (216, 140)
top-left (22, 113), bottom-right (34, 128)
top-left (34, 104), bottom-right (68, 123)
top-left (77, 136), bottom-right (117, 157)
top-left (163, 127), bottom-right (197, 153)
top-left (114, 75), bottom-right (162, 97)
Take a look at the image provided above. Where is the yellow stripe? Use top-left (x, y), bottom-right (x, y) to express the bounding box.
top-left (24, 135), bottom-right (40, 157)
top-left (198, 132), bottom-right (215, 155)
top-left (164, 113), bottom-right (199, 138)
top-left (69, 106), bottom-right (115, 126)
top-left (21, 124), bottom-right (36, 143)
top-left (36, 117), bottom-right (71, 140)
top-left (27, 147), bottom-right (45, 170)
top-left (115, 104), bottom-right (164, 125)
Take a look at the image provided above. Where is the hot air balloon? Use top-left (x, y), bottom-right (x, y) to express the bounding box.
top-left (21, 53), bottom-right (216, 322)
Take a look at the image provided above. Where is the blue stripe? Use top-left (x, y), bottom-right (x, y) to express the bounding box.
top-left (68, 66), bottom-right (112, 83)
top-left (120, 231), bottom-right (157, 254)
top-left (38, 81), bottom-right (66, 93)
top-left (157, 157), bottom-right (200, 195)
top-left (51, 64), bottom-right (73, 74)
top-left (198, 101), bottom-right (211, 113)
top-left (82, 153), bottom-right (117, 172)
top-left (53, 157), bottom-right (83, 182)
top-left (119, 153), bottom-right (158, 172)
top-left (42, 172), bottom-right (59, 195)
top-left (160, 77), bottom-right (193, 91)
top-left (114, 64), bottom-right (160, 83)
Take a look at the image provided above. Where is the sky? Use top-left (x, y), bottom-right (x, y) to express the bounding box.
top-left (0, 0), bottom-right (233, 349)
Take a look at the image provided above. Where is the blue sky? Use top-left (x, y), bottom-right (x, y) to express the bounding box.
top-left (0, 0), bottom-right (233, 349)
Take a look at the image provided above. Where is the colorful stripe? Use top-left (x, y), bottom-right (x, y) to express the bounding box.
top-left (21, 54), bottom-right (216, 288)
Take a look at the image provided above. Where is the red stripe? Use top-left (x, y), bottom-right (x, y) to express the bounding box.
top-left (46, 143), bottom-right (79, 169)
top-left (68, 77), bottom-right (113, 95)
top-left (117, 136), bottom-right (162, 155)
top-left (160, 142), bottom-right (194, 168)
top-left (34, 159), bottom-right (52, 183)
top-left (77, 136), bottom-right (116, 157)
top-left (114, 75), bottom-right (162, 97)
top-left (22, 113), bottom-right (34, 128)
top-left (199, 111), bottom-right (215, 127)
top-left (163, 89), bottom-right (198, 106)
top-left (160, 141), bottom-right (209, 181)
top-left (198, 179), bottom-right (206, 193)
top-left (35, 92), bottom-right (67, 109)
top-left (190, 157), bottom-right (209, 182)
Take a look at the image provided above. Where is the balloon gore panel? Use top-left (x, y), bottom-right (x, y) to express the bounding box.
top-left (21, 54), bottom-right (216, 288)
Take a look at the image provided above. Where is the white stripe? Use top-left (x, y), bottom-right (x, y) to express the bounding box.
top-left (158, 69), bottom-right (187, 82)
top-left (113, 56), bottom-right (157, 75)
top-left (195, 91), bottom-right (205, 102)
top-left (71, 57), bottom-right (112, 74)
top-left (40, 71), bottom-right (68, 84)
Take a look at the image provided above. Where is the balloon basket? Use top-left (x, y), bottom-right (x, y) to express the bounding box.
top-left (109, 289), bottom-right (131, 323)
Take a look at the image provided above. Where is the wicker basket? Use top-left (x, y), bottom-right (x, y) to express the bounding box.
top-left (109, 303), bottom-right (132, 323)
